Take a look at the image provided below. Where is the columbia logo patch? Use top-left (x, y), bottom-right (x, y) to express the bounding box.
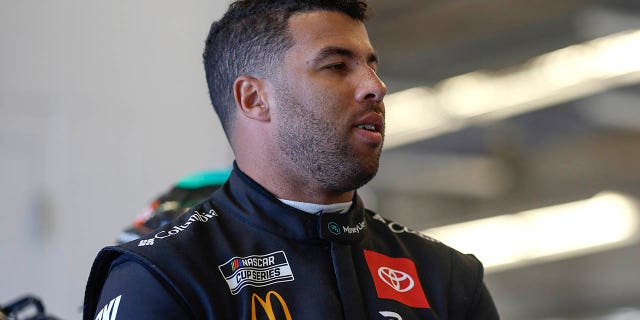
top-left (218, 251), bottom-right (294, 295)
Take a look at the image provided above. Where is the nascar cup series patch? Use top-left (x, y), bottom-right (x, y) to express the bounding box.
top-left (218, 251), bottom-right (294, 295)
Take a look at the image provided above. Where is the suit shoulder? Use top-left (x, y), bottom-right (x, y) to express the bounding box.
top-left (121, 202), bottom-right (222, 250)
top-left (366, 210), bottom-right (441, 244)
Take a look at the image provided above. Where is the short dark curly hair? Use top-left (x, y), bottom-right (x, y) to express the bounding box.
top-left (203, 0), bottom-right (369, 140)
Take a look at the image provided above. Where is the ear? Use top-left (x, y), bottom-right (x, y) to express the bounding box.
top-left (233, 76), bottom-right (270, 122)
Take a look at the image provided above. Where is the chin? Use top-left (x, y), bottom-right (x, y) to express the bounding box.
top-left (341, 161), bottom-right (380, 192)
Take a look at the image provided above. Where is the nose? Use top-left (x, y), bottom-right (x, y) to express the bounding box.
top-left (355, 69), bottom-right (387, 103)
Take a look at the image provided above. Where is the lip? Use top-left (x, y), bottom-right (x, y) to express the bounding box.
top-left (353, 113), bottom-right (384, 145)
top-left (354, 113), bottom-right (384, 132)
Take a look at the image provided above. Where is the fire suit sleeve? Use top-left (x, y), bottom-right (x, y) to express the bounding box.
top-left (468, 281), bottom-right (500, 319)
top-left (459, 253), bottom-right (500, 319)
top-left (92, 256), bottom-right (191, 320)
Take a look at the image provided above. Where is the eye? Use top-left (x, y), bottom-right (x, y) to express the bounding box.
top-left (325, 63), bottom-right (347, 71)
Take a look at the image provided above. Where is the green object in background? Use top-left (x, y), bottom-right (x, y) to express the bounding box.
top-left (117, 167), bottom-right (232, 244)
top-left (176, 168), bottom-right (232, 189)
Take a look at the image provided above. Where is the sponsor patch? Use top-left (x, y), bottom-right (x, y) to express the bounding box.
top-left (95, 295), bottom-right (121, 320)
top-left (138, 239), bottom-right (154, 247)
top-left (321, 217), bottom-right (367, 240)
top-left (364, 250), bottom-right (430, 309)
top-left (328, 221), bottom-right (341, 235)
top-left (251, 290), bottom-right (292, 320)
top-left (379, 311), bottom-right (403, 320)
top-left (153, 209), bottom-right (217, 240)
top-left (135, 209), bottom-right (218, 246)
top-left (371, 214), bottom-right (438, 242)
top-left (218, 251), bottom-right (294, 295)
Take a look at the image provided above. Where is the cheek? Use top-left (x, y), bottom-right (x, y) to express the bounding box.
top-left (285, 77), bottom-right (352, 123)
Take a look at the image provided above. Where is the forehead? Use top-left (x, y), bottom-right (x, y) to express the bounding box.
top-left (285, 11), bottom-right (374, 59)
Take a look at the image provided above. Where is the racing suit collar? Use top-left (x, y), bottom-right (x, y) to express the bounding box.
top-left (217, 163), bottom-right (368, 243)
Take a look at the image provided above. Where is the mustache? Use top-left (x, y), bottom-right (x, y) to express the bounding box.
top-left (363, 102), bottom-right (384, 116)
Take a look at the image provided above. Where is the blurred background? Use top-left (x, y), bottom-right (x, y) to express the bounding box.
top-left (1, 0), bottom-right (639, 319)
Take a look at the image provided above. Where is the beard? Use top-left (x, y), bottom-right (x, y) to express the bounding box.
top-left (275, 86), bottom-right (382, 193)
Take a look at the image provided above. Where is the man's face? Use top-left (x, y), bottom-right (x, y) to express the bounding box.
top-left (270, 10), bottom-right (387, 193)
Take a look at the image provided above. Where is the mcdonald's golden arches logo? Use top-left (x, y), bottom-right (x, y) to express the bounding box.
top-left (251, 290), bottom-right (292, 320)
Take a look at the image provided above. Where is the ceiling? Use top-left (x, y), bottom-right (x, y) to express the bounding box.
top-left (361, 1), bottom-right (640, 319)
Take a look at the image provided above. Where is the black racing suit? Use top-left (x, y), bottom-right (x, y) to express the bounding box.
top-left (84, 166), bottom-right (499, 319)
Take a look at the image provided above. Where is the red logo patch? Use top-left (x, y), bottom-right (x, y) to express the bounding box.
top-left (363, 250), bottom-right (430, 308)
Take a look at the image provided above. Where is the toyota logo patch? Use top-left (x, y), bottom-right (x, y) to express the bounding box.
top-left (363, 249), bottom-right (431, 308)
top-left (377, 267), bottom-right (415, 292)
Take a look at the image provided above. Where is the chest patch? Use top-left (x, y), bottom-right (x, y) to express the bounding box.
top-left (364, 250), bottom-right (430, 309)
top-left (218, 251), bottom-right (295, 295)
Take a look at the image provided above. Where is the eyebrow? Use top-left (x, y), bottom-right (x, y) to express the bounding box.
top-left (311, 46), bottom-right (379, 66)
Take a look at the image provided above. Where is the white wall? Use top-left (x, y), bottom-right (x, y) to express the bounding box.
top-left (0, 1), bottom-right (232, 318)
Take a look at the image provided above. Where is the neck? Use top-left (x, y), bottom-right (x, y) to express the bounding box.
top-left (235, 159), bottom-right (354, 204)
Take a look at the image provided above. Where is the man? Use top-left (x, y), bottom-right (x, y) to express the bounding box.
top-left (84, 1), bottom-right (500, 319)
